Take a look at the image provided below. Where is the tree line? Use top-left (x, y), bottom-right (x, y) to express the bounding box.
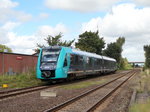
top-left (144, 45), bottom-right (150, 69)
top-left (0, 44), bottom-right (12, 53)
top-left (34, 31), bottom-right (131, 69)
top-left (2, 31), bottom-right (150, 69)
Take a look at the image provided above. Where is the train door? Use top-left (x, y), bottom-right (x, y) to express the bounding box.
top-left (102, 58), bottom-right (105, 73)
top-left (83, 56), bottom-right (86, 72)
top-left (63, 53), bottom-right (70, 77)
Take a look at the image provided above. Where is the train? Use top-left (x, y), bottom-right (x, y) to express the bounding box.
top-left (36, 46), bottom-right (117, 81)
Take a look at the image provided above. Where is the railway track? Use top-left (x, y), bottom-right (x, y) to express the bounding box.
top-left (0, 70), bottom-right (131, 101)
top-left (43, 70), bottom-right (138, 112)
top-left (0, 85), bottom-right (50, 100)
top-left (0, 85), bottom-right (46, 94)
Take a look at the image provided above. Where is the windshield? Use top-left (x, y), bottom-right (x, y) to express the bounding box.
top-left (41, 49), bottom-right (60, 63)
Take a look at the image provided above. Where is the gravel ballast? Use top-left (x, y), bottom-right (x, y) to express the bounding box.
top-left (0, 71), bottom-right (131, 112)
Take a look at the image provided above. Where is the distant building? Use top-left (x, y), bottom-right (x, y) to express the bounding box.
top-left (0, 52), bottom-right (38, 75)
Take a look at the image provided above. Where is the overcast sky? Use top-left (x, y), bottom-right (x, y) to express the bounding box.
top-left (0, 0), bottom-right (150, 62)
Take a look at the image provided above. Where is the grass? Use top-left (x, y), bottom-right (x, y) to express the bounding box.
top-left (135, 69), bottom-right (150, 93)
top-left (0, 71), bottom-right (44, 89)
top-left (129, 99), bottom-right (150, 112)
top-left (129, 69), bottom-right (150, 112)
top-left (61, 79), bottom-right (107, 89)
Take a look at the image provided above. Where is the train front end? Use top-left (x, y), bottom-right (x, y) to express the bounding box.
top-left (36, 46), bottom-right (69, 80)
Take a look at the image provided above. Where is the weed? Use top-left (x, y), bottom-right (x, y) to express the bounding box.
top-left (129, 69), bottom-right (150, 112)
top-left (0, 71), bottom-right (44, 89)
top-left (61, 79), bottom-right (107, 89)
top-left (129, 99), bottom-right (150, 112)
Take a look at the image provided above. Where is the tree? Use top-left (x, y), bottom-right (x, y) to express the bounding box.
top-left (120, 58), bottom-right (132, 70)
top-left (0, 44), bottom-right (12, 53)
top-left (35, 33), bottom-right (75, 53)
top-left (103, 42), bottom-right (121, 63)
top-left (75, 31), bottom-right (105, 55)
top-left (144, 45), bottom-right (150, 68)
top-left (103, 37), bottom-right (125, 68)
top-left (116, 37), bottom-right (125, 47)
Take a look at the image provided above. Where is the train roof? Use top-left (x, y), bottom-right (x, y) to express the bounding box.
top-left (43, 46), bottom-right (116, 62)
top-left (43, 46), bottom-right (62, 50)
top-left (72, 49), bottom-right (102, 59)
top-left (71, 48), bottom-right (116, 62)
top-left (102, 56), bottom-right (116, 62)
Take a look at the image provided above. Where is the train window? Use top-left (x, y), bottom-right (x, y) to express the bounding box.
top-left (97, 59), bottom-right (100, 65)
top-left (106, 60), bottom-right (108, 67)
top-left (86, 57), bottom-right (89, 64)
top-left (70, 54), bottom-right (75, 65)
top-left (64, 58), bottom-right (67, 67)
top-left (70, 54), bottom-right (84, 67)
top-left (63, 55), bottom-right (67, 67)
top-left (41, 49), bottom-right (60, 62)
top-left (89, 58), bottom-right (92, 65)
top-left (98, 59), bottom-right (101, 66)
top-left (74, 55), bottom-right (79, 65)
top-left (85, 57), bottom-right (89, 70)
top-left (79, 56), bottom-right (84, 64)
top-left (76, 55), bottom-right (83, 66)
top-left (103, 60), bottom-right (106, 67)
top-left (93, 58), bottom-right (96, 65)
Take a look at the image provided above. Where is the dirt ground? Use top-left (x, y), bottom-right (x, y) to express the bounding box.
top-left (0, 72), bottom-right (126, 112)
top-left (0, 70), bottom-right (143, 112)
top-left (97, 70), bottom-right (141, 112)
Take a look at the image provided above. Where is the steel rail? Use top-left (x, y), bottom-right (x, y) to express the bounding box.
top-left (86, 71), bottom-right (137, 112)
top-left (0, 71), bottom-right (128, 100)
top-left (0, 85), bottom-right (45, 94)
top-left (0, 71), bottom-right (132, 101)
top-left (43, 70), bottom-right (135, 112)
top-left (0, 85), bottom-right (50, 100)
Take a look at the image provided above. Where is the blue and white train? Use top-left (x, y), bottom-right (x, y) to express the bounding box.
top-left (36, 46), bottom-right (117, 81)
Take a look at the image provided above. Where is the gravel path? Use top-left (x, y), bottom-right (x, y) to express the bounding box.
top-left (0, 71), bottom-right (130, 112)
top-left (56, 76), bottom-right (129, 112)
top-left (97, 70), bottom-right (140, 112)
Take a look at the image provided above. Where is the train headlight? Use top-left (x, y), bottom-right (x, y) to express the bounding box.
top-left (42, 71), bottom-right (51, 78)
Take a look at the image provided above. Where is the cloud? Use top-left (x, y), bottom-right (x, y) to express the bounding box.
top-left (16, 12), bottom-right (32, 22)
top-left (36, 23), bottom-right (68, 38)
top-left (5, 24), bottom-right (68, 54)
top-left (2, 21), bottom-right (20, 31)
top-left (0, 21), bottom-right (20, 44)
top-left (122, 45), bottom-right (145, 62)
top-left (0, 0), bottom-right (67, 54)
top-left (133, 0), bottom-right (150, 6)
top-left (45, 0), bottom-right (122, 12)
top-left (0, 29), bottom-right (10, 44)
top-left (0, 0), bottom-right (33, 45)
top-left (38, 13), bottom-right (49, 19)
top-left (0, 9), bottom-right (32, 23)
top-left (35, 23), bottom-right (68, 47)
top-left (6, 32), bottom-right (36, 54)
top-left (0, 0), bottom-right (32, 23)
top-left (44, 0), bottom-right (150, 12)
top-left (81, 3), bottom-right (150, 61)
top-left (0, 0), bottom-right (18, 9)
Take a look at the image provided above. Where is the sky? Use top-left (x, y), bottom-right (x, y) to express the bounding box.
top-left (0, 0), bottom-right (150, 62)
